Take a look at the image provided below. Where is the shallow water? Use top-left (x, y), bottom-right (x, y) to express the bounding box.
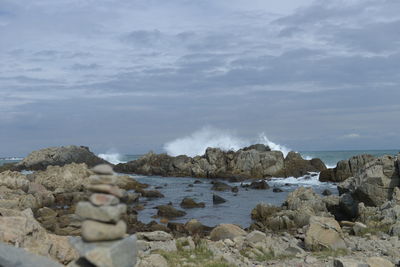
top-left (132, 173), bottom-right (337, 228)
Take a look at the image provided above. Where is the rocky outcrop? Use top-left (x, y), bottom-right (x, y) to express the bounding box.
top-left (338, 155), bottom-right (400, 207)
top-left (320, 154), bottom-right (375, 182)
top-left (115, 144), bottom-right (326, 180)
top-left (304, 216), bottom-right (346, 251)
top-left (16, 146), bottom-right (109, 171)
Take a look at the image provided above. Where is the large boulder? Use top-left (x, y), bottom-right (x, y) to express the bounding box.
top-left (320, 154), bottom-right (375, 182)
top-left (284, 152), bottom-right (326, 177)
top-left (209, 224), bottom-right (247, 241)
top-left (304, 216), bottom-right (346, 251)
top-left (32, 163), bottom-right (91, 193)
top-left (0, 171), bottom-right (29, 190)
top-left (16, 146), bottom-right (109, 171)
top-left (338, 155), bottom-right (400, 207)
top-left (0, 208), bottom-right (78, 264)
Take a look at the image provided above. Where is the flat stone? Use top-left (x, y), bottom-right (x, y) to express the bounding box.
top-left (70, 235), bottom-right (137, 267)
top-left (86, 184), bottom-right (123, 198)
top-left (92, 164), bottom-right (114, 175)
top-left (90, 193), bottom-right (119, 206)
top-left (89, 175), bottom-right (117, 185)
top-left (136, 231), bottom-right (173, 241)
top-left (76, 202), bottom-right (126, 223)
top-left (81, 220), bottom-right (127, 242)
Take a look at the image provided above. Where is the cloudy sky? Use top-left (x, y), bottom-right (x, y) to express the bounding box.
top-left (1, 0), bottom-right (399, 156)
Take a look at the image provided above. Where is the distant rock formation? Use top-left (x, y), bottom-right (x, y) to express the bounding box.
top-left (115, 144), bottom-right (326, 180)
top-left (16, 146), bottom-right (110, 171)
top-left (319, 154), bottom-right (376, 182)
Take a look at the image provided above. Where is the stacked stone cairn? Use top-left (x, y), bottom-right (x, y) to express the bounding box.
top-left (69, 164), bottom-right (137, 267)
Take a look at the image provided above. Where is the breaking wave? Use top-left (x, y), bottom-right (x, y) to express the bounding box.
top-left (163, 127), bottom-right (291, 157)
top-left (98, 152), bottom-right (124, 164)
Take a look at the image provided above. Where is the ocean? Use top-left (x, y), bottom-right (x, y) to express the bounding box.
top-left (1, 149), bottom-right (398, 228)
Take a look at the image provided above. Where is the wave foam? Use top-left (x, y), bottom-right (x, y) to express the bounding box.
top-left (164, 127), bottom-right (291, 157)
top-left (98, 153), bottom-right (124, 165)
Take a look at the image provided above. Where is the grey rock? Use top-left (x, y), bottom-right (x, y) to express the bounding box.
top-left (92, 164), bottom-right (114, 175)
top-left (136, 231), bottom-right (173, 241)
top-left (89, 193), bottom-right (119, 206)
top-left (70, 235), bottom-right (137, 267)
top-left (76, 202), bottom-right (126, 223)
top-left (333, 258), bottom-right (368, 267)
top-left (212, 194), bottom-right (226, 204)
top-left (0, 242), bottom-right (62, 267)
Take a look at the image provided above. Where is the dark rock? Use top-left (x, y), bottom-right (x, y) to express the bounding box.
top-left (187, 184), bottom-right (194, 187)
top-left (211, 181), bottom-right (232, 191)
top-left (194, 180), bottom-right (203, 184)
top-left (180, 197), bottom-right (205, 209)
top-left (138, 189), bottom-right (164, 198)
top-left (231, 186), bottom-right (239, 193)
top-left (339, 193), bottom-right (358, 218)
top-left (249, 180), bottom-right (270, 190)
top-left (16, 146), bottom-right (109, 171)
top-left (322, 189), bottom-right (332, 196)
top-left (273, 187), bottom-right (283, 193)
top-left (213, 194), bottom-right (226, 204)
top-left (283, 152), bottom-right (326, 177)
top-left (156, 205), bottom-right (186, 218)
top-left (242, 144), bottom-right (271, 152)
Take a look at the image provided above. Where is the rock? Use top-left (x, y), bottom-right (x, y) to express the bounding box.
top-left (231, 186), bottom-right (239, 193)
top-left (389, 221), bottom-right (400, 236)
top-left (33, 163), bottom-right (91, 193)
top-left (338, 155), bottom-right (400, 206)
top-left (136, 231), bottom-right (173, 241)
top-left (333, 258), bottom-right (368, 267)
top-left (121, 192), bottom-right (140, 204)
top-left (75, 202), bottom-right (126, 223)
top-left (322, 189), bottom-right (332, 196)
top-left (321, 154), bottom-right (376, 182)
top-left (87, 184), bottom-right (124, 198)
top-left (352, 222), bottom-right (367, 236)
top-left (36, 207), bottom-right (58, 231)
top-left (194, 180), bottom-right (203, 184)
top-left (139, 189), bottom-right (165, 198)
top-left (210, 224), bottom-right (247, 241)
top-left (16, 146), bottom-right (109, 171)
top-left (137, 254), bottom-right (168, 267)
top-left (284, 152), bottom-right (326, 177)
top-left (89, 174), bottom-right (116, 185)
top-left (180, 197), bottom-right (205, 208)
top-left (304, 216), bottom-right (346, 251)
top-left (211, 181), bottom-right (232, 191)
top-left (156, 205), bottom-right (186, 218)
top-left (90, 193), bottom-right (119, 206)
top-left (0, 242), bottom-right (63, 267)
top-left (92, 164), bottom-right (114, 175)
top-left (81, 220), bottom-right (127, 242)
top-left (116, 176), bottom-right (148, 191)
top-left (339, 193), bottom-right (358, 218)
top-left (245, 230), bottom-right (266, 244)
top-left (366, 257), bottom-right (395, 267)
top-left (184, 219), bottom-right (208, 236)
top-left (249, 180), bottom-right (270, 190)
top-left (0, 171), bottom-right (30, 190)
top-left (213, 194), bottom-right (226, 204)
top-left (70, 235), bottom-right (137, 267)
top-left (273, 187), bottom-right (283, 193)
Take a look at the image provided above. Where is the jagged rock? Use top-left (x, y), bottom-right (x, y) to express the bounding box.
top-left (249, 180), bottom-right (270, 190)
top-left (81, 220), bottom-right (127, 242)
top-left (16, 146), bottom-right (109, 171)
top-left (75, 202), bottom-right (126, 223)
top-left (33, 163), bottom-right (91, 193)
top-left (116, 175), bottom-right (148, 191)
top-left (156, 205), bottom-right (186, 218)
top-left (212, 194), bottom-right (226, 204)
top-left (0, 171), bottom-right (30, 191)
top-left (70, 235), bottom-right (137, 267)
top-left (320, 154), bottom-right (376, 182)
top-left (284, 152), bottom-right (326, 177)
top-left (180, 197), bottom-right (205, 208)
top-left (304, 216), bottom-right (346, 251)
top-left (210, 224), bottom-right (247, 241)
top-left (338, 155), bottom-right (400, 206)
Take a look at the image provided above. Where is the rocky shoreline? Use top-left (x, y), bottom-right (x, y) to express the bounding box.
top-left (0, 145), bottom-right (399, 266)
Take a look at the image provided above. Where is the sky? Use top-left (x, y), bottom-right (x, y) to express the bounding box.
top-left (1, 0), bottom-right (400, 156)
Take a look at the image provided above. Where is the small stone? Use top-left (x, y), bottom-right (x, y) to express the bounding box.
top-left (76, 202), bottom-right (126, 223)
top-left (353, 222), bottom-right (367, 236)
top-left (213, 194), bottom-right (226, 204)
top-left (86, 184), bottom-right (124, 198)
top-left (90, 193), bottom-right (119, 206)
top-left (92, 164), bottom-right (114, 175)
top-left (273, 187), bottom-right (283, 193)
top-left (81, 220), bottom-right (127, 242)
top-left (322, 189), bottom-right (332, 196)
top-left (89, 175), bottom-right (117, 185)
